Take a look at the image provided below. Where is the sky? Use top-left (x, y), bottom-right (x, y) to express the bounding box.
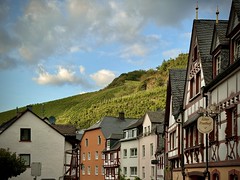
top-left (0, 0), bottom-right (232, 112)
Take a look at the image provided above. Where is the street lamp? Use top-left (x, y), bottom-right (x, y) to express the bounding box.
top-left (198, 103), bottom-right (220, 180)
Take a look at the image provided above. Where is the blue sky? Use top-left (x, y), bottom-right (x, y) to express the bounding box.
top-left (0, 0), bottom-right (231, 112)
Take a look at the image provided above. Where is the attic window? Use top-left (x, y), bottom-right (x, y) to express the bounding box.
top-left (20, 128), bottom-right (31, 141)
top-left (193, 46), bottom-right (198, 61)
top-left (234, 38), bottom-right (240, 61)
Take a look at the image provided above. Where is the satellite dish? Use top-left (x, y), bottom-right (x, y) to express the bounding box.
top-left (49, 116), bottom-right (56, 124)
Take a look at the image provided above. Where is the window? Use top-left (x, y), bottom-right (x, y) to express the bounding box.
top-left (95, 151), bottom-right (98, 159)
top-left (142, 167), bottom-right (145, 178)
top-left (151, 166), bottom-right (155, 177)
top-left (144, 127), bottom-right (147, 135)
top-left (83, 153), bottom-right (86, 161)
top-left (123, 167), bottom-right (127, 175)
top-left (130, 167), bottom-right (137, 176)
top-left (110, 153), bottom-right (114, 161)
top-left (123, 149), bottom-right (127, 158)
top-left (87, 166), bottom-right (91, 175)
top-left (124, 131), bottom-right (127, 138)
top-left (150, 143), bottom-right (154, 156)
top-left (102, 165), bottom-right (104, 175)
top-left (82, 165), bottom-right (85, 175)
top-left (234, 38), bottom-right (240, 61)
top-left (130, 148), bottom-right (137, 157)
top-left (85, 139), bottom-right (88, 147)
top-left (209, 116), bottom-right (219, 143)
top-left (98, 136), bottom-right (101, 145)
top-left (189, 70), bottom-right (201, 99)
top-left (107, 140), bottom-right (110, 150)
top-left (20, 128), bottom-right (31, 141)
top-left (20, 154), bottom-right (30, 166)
top-left (216, 55), bottom-right (221, 75)
top-left (88, 152), bottom-right (91, 160)
top-left (142, 145), bottom-right (145, 157)
top-left (225, 107), bottom-right (237, 138)
top-left (95, 166), bottom-right (98, 175)
top-left (148, 126), bottom-right (150, 135)
top-left (193, 46), bottom-right (198, 61)
top-left (132, 129), bottom-right (135, 137)
top-left (170, 131), bottom-right (176, 150)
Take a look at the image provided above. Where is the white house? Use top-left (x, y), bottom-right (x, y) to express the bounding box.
top-left (0, 109), bottom-right (77, 180)
top-left (139, 111), bottom-right (165, 180)
top-left (120, 118), bottom-right (143, 179)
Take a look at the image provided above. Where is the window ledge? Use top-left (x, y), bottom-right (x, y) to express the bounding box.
top-left (189, 92), bottom-right (201, 102)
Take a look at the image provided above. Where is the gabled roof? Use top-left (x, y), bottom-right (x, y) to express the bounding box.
top-left (0, 109), bottom-right (76, 139)
top-left (169, 69), bottom-right (186, 117)
top-left (146, 110), bottom-right (165, 123)
top-left (210, 21), bottom-right (229, 53)
top-left (124, 117), bottom-right (143, 130)
top-left (227, 0), bottom-right (240, 37)
top-left (193, 20), bottom-right (216, 85)
top-left (86, 115), bottom-right (138, 138)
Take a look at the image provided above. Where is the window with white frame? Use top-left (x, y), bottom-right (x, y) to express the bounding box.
top-left (216, 55), bottom-right (221, 75)
top-left (142, 145), bottom-right (145, 157)
top-left (123, 149), bottom-right (127, 158)
top-left (95, 166), bottom-right (98, 175)
top-left (123, 167), bottom-right (127, 175)
top-left (19, 154), bottom-right (30, 166)
top-left (130, 167), bottom-right (137, 176)
top-left (130, 148), bottom-right (137, 157)
top-left (142, 166), bottom-right (145, 178)
top-left (150, 143), bottom-right (154, 156)
top-left (88, 166), bottom-right (91, 175)
top-left (95, 151), bottom-right (98, 159)
top-left (88, 152), bottom-right (91, 160)
top-left (82, 165), bottom-right (85, 175)
top-left (151, 166), bottom-right (155, 177)
top-left (83, 153), bottom-right (86, 161)
top-left (107, 140), bottom-right (110, 150)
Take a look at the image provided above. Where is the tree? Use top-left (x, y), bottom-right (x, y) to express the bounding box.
top-left (0, 148), bottom-right (26, 180)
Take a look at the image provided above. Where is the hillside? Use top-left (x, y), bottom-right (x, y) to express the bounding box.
top-left (0, 53), bottom-right (188, 129)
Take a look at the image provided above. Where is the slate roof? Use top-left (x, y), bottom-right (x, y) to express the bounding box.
top-left (193, 19), bottom-right (216, 85)
top-left (169, 69), bottom-right (186, 117)
top-left (147, 111), bottom-right (165, 123)
top-left (124, 117), bottom-right (143, 130)
top-left (52, 124), bottom-right (76, 136)
top-left (86, 115), bottom-right (138, 138)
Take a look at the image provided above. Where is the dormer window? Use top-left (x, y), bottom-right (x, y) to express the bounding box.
top-left (189, 70), bottom-right (201, 100)
top-left (234, 38), bottom-right (240, 61)
top-left (216, 55), bottom-right (221, 75)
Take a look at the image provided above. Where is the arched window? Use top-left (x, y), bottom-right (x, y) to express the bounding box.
top-left (212, 169), bottom-right (220, 180)
top-left (229, 169), bottom-right (240, 180)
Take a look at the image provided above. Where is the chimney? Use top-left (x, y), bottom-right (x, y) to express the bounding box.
top-left (119, 112), bottom-right (125, 120)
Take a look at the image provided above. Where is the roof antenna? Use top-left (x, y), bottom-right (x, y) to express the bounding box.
top-left (216, 5), bottom-right (219, 24)
top-left (196, 1), bottom-right (199, 20)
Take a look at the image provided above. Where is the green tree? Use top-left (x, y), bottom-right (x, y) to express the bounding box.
top-left (0, 148), bottom-right (26, 180)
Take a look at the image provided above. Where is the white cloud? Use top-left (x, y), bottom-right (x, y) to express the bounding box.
top-left (90, 69), bottom-right (116, 87)
top-left (33, 65), bottom-right (88, 86)
top-left (121, 43), bottom-right (148, 59)
top-left (162, 48), bottom-right (182, 59)
top-left (79, 65), bottom-right (85, 74)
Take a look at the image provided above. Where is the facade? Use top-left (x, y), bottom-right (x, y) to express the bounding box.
top-left (103, 134), bottom-right (122, 180)
top-left (0, 109), bottom-right (77, 180)
top-left (120, 118), bottom-right (143, 179)
top-left (79, 112), bottom-right (137, 180)
top-left (204, 0), bottom-right (240, 179)
top-left (139, 111), bottom-right (165, 180)
top-left (165, 1), bottom-right (240, 180)
top-left (165, 69), bottom-right (186, 180)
